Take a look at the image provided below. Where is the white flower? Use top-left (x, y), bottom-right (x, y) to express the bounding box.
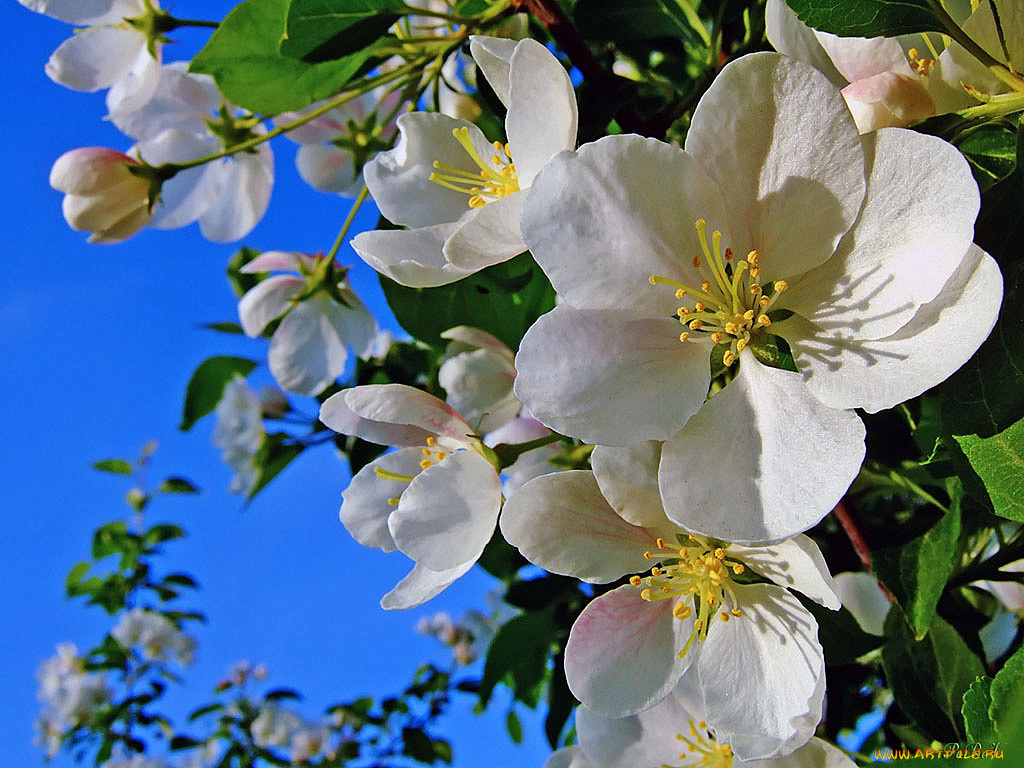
top-left (319, 384), bottom-right (503, 609)
top-left (35, 643), bottom-right (111, 741)
top-left (501, 458), bottom-right (839, 758)
top-left (213, 376), bottom-right (264, 495)
top-left (833, 571), bottom-right (891, 636)
top-left (352, 35), bottom-right (578, 287)
top-left (101, 756), bottom-right (175, 768)
top-left (545, 677), bottom-right (855, 768)
top-left (49, 147), bottom-right (152, 243)
top-left (23, 0), bottom-right (163, 117)
top-left (238, 251), bottom-right (377, 396)
top-left (120, 62), bottom-right (273, 243)
top-left (251, 704), bottom-right (304, 748)
top-left (112, 608), bottom-right (196, 665)
top-left (438, 326), bottom-right (520, 433)
top-left (515, 52), bottom-right (1002, 545)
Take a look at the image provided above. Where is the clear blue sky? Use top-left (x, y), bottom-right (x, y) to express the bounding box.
top-left (1, 3), bottom-right (550, 765)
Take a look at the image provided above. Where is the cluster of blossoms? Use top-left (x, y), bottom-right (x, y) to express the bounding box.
top-left (112, 608), bottom-right (197, 665)
top-left (35, 643), bottom-right (112, 757)
top-left (251, 703), bottom-right (332, 764)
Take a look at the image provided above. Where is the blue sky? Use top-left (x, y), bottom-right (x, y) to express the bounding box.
top-left (2, 3), bottom-right (550, 765)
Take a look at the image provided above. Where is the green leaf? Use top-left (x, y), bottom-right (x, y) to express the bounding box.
top-left (159, 476), bottom-right (200, 494)
top-left (882, 610), bottom-right (984, 741)
top-left (990, 644), bottom-right (1024, 739)
top-left (170, 736), bottom-right (203, 750)
top-left (179, 356), bottom-right (258, 432)
top-left (264, 687), bottom-right (302, 701)
top-left (783, 0), bottom-right (944, 37)
top-left (282, 0), bottom-right (406, 62)
top-left (248, 432), bottom-right (304, 498)
top-left (431, 738), bottom-right (453, 764)
top-left (506, 710), bottom-right (523, 744)
top-left (200, 321), bottom-right (245, 334)
top-left (93, 459), bottom-right (133, 475)
top-left (191, 0), bottom-right (379, 114)
top-left (401, 726), bottom-right (436, 763)
top-left (873, 493), bottom-right (962, 639)
top-left (953, 418), bottom-right (1024, 522)
top-left (958, 123), bottom-right (1019, 192)
top-left (962, 676), bottom-right (997, 743)
top-left (574, 0), bottom-right (704, 44)
top-left (479, 609), bottom-right (556, 706)
top-left (380, 251), bottom-right (556, 350)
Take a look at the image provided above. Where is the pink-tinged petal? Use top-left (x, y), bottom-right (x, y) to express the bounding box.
top-left (514, 306), bottom-right (711, 446)
top-left (784, 128), bottom-right (978, 340)
top-left (50, 147), bottom-right (137, 193)
top-left (841, 72), bottom-right (935, 133)
top-left (577, 695), bottom-right (699, 768)
top-left (566, 585), bottom-right (694, 718)
top-left (389, 450), bottom-right (501, 570)
top-left (296, 143), bottom-right (362, 196)
top-left (61, 177), bottom-right (148, 232)
top-left (339, 448), bottom-right (425, 553)
top-left (45, 26), bottom-right (142, 91)
top-left (698, 583), bottom-right (824, 760)
top-left (816, 33), bottom-right (916, 82)
top-left (779, 245), bottom-right (1002, 413)
top-left (380, 559), bottom-right (474, 610)
top-left (238, 275), bottom-right (302, 337)
top-left (729, 535), bottom-right (840, 609)
top-left (764, 0), bottom-right (845, 86)
top-left (199, 146), bottom-right (274, 242)
top-left (591, 442), bottom-right (668, 529)
top-left (685, 53), bottom-right (865, 281)
top-left (469, 35), bottom-right (517, 107)
top-left (364, 112), bottom-right (490, 228)
top-left (321, 389), bottom-right (434, 447)
top-left (522, 135), bottom-right (731, 317)
top-left (660, 351), bottom-right (865, 544)
top-left (240, 250), bottom-right (308, 274)
top-left (442, 191), bottom-right (526, 271)
top-left (506, 38), bottom-right (577, 187)
top-left (352, 222), bottom-right (475, 288)
top-left (500, 471), bottom-right (660, 583)
top-left (834, 572), bottom-right (890, 636)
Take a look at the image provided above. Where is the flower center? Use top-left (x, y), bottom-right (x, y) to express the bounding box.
top-left (662, 720), bottom-right (734, 768)
top-left (429, 127), bottom-right (519, 208)
top-left (649, 219), bottom-right (788, 367)
top-left (630, 534), bottom-right (746, 658)
top-left (906, 44), bottom-right (937, 76)
top-left (374, 436), bottom-right (454, 505)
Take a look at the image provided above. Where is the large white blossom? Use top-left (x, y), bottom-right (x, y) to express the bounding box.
top-left (438, 326), bottom-right (520, 433)
top-left (22, 0), bottom-right (163, 117)
top-left (515, 52), bottom-right (1002, 545)
top-left (352, 35), bottom-right (578, 287)
top-left (238, 251), bottom-right (376, 396)
top-left (112, 608), bottom-right (196, 665)
top-left (319, 384), bottom-right (503, 608)
top-left (501, 457), bottom-right (838, 758)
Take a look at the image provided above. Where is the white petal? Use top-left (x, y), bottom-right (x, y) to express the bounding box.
top-left (565, 585), bottom-right (694, 718)
top-left (742, 738), bottom-right (857, 768)
top-left (577, 695), bottom-right (698, 768)
top-left (816, 33), bottom-right (916, 82)
top-left (45, 26), bottom-right (142, 91)
top-left (834, 571), bottom-right (890, 636)
top-left (241, 250), bottom-right (308, 273)
top-left (21, 0), bottom-right (138, 24)
top-left (659, 351), bottom-right (865, 544)
top-left (505, 38), bottom-right (577, 187)
top-left (841, 72), bottom-right (935, 133)
top-left (320, 384), bottom-right (472, 447)
top-left (685, 53), bottom-right (865, 280)
top-left (729, 535), bottom-right (841, 609)
top-left (380, 559), bottom-right (474, 610)
top-left (139, 129), bottom-right (220, 229)
top-left (296, 144), bottom-right (363, 196)
top-left (388, 450), bottom-right (501, 570)
top-left (513, 306), bottom-right (711, 445)
top-left (783, 128), bottom-right (979, 339)
top-left (113, 62), bottom-right (219, 140)
top-left (591, 442), bottom-right (669, 529)
top-left (364, 112), bottom-right (489, 228)
top-left (469, 35), bottom-right (517, 107)
top-left (199, 148), bottom-right (274, 242)
top-left (522, 134), bottom-right (731, 317)
top-left (500, 471), bottom-right (661, 583)
top-left (441, 326), bottom-right (514, 361)
top-left (438, 347), bottom-right (518, 434)
top-left (339, 448), bottom-right (426, 552)
top-left (779, 244), bottom-right (1003, 412)
top-left (334, 286), bottom-right (378, 359)
top-left (352, 222), bottom-right (474, 288)
top-left (764, 0), bottom-right (845, 85)
top-left (698, 584), bottom-right (824, 760)
top-left (238, 275), bottom-right (302, 337)
top-left (442, 191), bottom-right (526, 270)
top-left (543, 747), bottom-right (593, 768)
top-left (105, 43), bottom-right (160, 118)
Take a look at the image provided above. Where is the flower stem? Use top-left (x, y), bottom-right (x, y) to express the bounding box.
top-left (166, 17), bottom-right (219, 30)
top-left (833, 499), bottom-right (894, 602)
top-left (327, 186), bottom-right (371, 261)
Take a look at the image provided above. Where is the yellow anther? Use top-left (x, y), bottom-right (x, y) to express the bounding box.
top-left (419, 459), bottom-right (433, 469)
top-left (641, 589), bottom-right (653, 601)
top-left (700, 280), bottom-right (711, 292)
top-left (435, 452), bottom-right (446, 460)
top-left (747, 250), bottom-right (759, 265)
top-left (678, 548), bottom-right (689, 558)
top-left (749, 284), bottom-right (761, 295)
top-left (736, 338), bottom-right (748, 352)
top-left (759, 296), bottom-right (771, 307)
top-left (720, 612), bottom-right (730, 622)
top-left (421, 448), bottom-right (432, 456)
top-left (723, 351), bottom-right (736, 366)
top-left (742, 309), bottom-right (755, 321)
top-left (908, 47), bottom-right (919, 58)
top-left (750, 266), bottom-right (761, 278)
top-left (710, 332), bottom-right (725, 343)
top-left (724, 322), bottom-right (737, 334)
top-left (675, 288), bottom-right (686, 299)
top-left (724, 248), bottom-right (733, 261)
top-left (630, 575), bottom-right (642, 586)
top-left (689, 319), bottom-right (703, 330)
top-left (673, 602), bottom-right (693, 620)
top-left (731, 608), bottom-right (743, 617)
top-left (688, 534), bottom-right (697, 541)
top-left (656, 537), bottom-right (666, 549)
top-left (694, 301), bottom-right (706, 312)
top-left (757, 314), bottom-right (771, 326)
top-left (651, 567), bottom-right (663, 576)
top-left (677, 307), bottom-right (690, 316)
top-left (387, 497), bottom-right (400, 505)
top-left (714, 548), bottom-right (726, 559)
top-left (426, 436), bottom-right (436, 447)
top-left (774, 280), bottom-right (788, 291)
top-left (679, 332), bottom-right (690, 342)
top-left (732, 563), bottom-right (744, 574)
top-left (643, 551), bottom-right (652, 560)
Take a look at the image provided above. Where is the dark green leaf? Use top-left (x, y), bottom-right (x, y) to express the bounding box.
top-left (882, 610), bottom-right (984, 741)
top-left (990, 644), bottom-right (1024, 739)
top-left (144, 524), bottom-right (186, 546)
top-left (798, 595), bottom-right (885, 665)
top-left (477, 530), bottom-right (527, 580)
top-left (264, 687), bottom-right (303, 701)
top-left (575, 0), bottom-right (703, 44)
top-left (380, 251), bottom-right (556, 351)
top-left (432, 738), bottom-right (453, 764)
top-left (170, 736), bottom-right (203, 750)
top-left (873, 493), bottom-right (962, 639)
top-left (953, 418), bottom-right (1024, 522)
top-left (506, 710), bottom-right (523, 744)
top-left (93, 459), bottom-right (133, 475)
top-left (191, 0), bottom-right (379, 114)
top-left (282, 0), bottom-right (406, 62)
top-left (504, 575), bottom-right (577, 611)
top-left (179, 356), bottom-right (257, 432)
top-left (163, 573), bottom-right (199, 589)
top-left (248, 432), bottom-right (304, 498)
top-left (958, 123), bottom-right (1019, 192)
top-left (479, 609), bottom-right (556, 706)
top-left (545, 650), bottom-right (574, 749)
top-left (401, 726), bottom-right (436, 763)
top-left (962, 676), bottom-right (997, 743)
top-left (783, 0), bottom-right (943, 37)
top-left (159, 476), bottom-right (201, 494)
top-left (200, 321), bottom-right (245, 334)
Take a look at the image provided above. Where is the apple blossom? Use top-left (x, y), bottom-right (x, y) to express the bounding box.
top-left (501, 460), bottom-right (837, 758)
top-left (439, 326), bottom-right (520, 433)
top-left (49, 147), bottom-right (153, 243)
top-left (212, 376), bottom-right (264, 495)
top-left (515, 52), bottom-right (1002, 545)
top-left (111, 608), bottom-right (196, 665)
top-left (352, 35), bottom-right (577, 287)
top-left (22, 0), bottom-right (164, 117)
top-left (319, 384), bottom-right (502, 609)
top-left (35, 643), bottom-right (112, 750)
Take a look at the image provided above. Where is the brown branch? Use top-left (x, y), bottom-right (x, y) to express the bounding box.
top-left (833, 498), bottom-right (894, 602)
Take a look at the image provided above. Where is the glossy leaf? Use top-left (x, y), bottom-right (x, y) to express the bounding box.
top-left (783, 0), bottom-right (943, 37)
top-left (954, 418), bottom-right (1024, 522)
top-left (282, 0), bottom-right (406, 62)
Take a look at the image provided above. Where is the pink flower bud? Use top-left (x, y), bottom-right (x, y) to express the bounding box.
top-left (49, 147), bottom-right (152, 244)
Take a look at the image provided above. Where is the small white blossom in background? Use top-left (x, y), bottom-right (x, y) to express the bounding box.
top-left (252, 702), bottom-right (331, 763)
top-left (111, 608), bottom-right (196, 665)
top-left (213, 377), bottom-right (264, 495)
top-left (834, 571), bottom-right (892, 636)
top-left (34, 644), bottom-right (112, 756)
top-left (415, 609), bottom-right (499, 665)
top-left (101, 755), bottom-right (176, 768)
top-left (20, 0), bottom-right (164, 118)
top-left (438, 326), bottom-right (520, 433)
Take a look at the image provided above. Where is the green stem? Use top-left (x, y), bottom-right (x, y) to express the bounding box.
top-left (672, 0), bottom-right (711, 47)
top-left (326, 186), bottom-right (370, 261)
top-left (492, 433), bottom-right (564, 468)
top-left (167, 17), bottom-right (219, 30)
top-left (399, 3), bottom-right (476, 25)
